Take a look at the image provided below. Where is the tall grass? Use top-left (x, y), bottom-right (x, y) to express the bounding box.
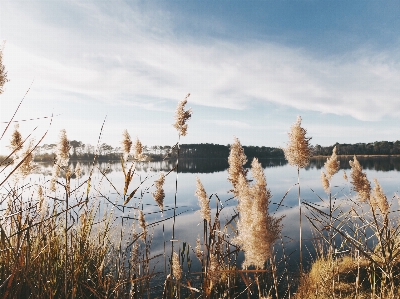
top-left (2, 46), bottom-right (400, 299)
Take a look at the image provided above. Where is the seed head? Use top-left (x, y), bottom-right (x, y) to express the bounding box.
top-left (228, 137), bottom-right (247, 197)
top-left (10, 124), bottom-right (23, 153)
top-left (349, 155), bottom-right (371, 202)
top-left (233, 158), bottom-right (282, 269)
top-left (173, 93), bottom-right (192, 136)
top-left (371, 178), bottom-right (389, 216)
top-left (122, 129), bottom-right (132, 160)
top-left (56, 129), bottom-right (70, 167)
top-left (195, 177), bottom-right (211, 222)
top-left (138, 210), bottom-right (147, 240)
top-left (321, 171), bottom-right (330, 193)
top-left (172, 251), bottom-right (182, 280)
top-left (134, 138), bottom-right (146, 161)
top-left (324, 146), bottom-right (340, 179)
top-left (17, 139), bottom-right (35, 178)
top-left (284, 116), bottom-right (312, 169)
top-left (152, 172), bottom-right (165, 211)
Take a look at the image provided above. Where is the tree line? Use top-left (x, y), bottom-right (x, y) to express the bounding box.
top-left (31, 140), bottom-right (400, 162)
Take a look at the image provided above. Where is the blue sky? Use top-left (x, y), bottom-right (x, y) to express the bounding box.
top-left (1, 0), bottom-right (400, 153)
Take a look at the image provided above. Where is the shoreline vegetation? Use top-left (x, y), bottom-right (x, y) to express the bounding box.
top-left (2, 47), bottom-right (400, 299)
top-left (2, 141), bottom-right (400, 163)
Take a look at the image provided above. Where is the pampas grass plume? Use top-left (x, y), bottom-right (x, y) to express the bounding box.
top-left (153, 172), bottom-right (165, 211)
top-left (324, 146), bottom-right (340, 179)
top-left (284, 116), bottom-right (312, 168)
top-left (228, 137), bottom-right (247, 197)
top-left (172, 251), bottom-right (182, 280)
top-left (122, 129), bottom-right (132, 161)
top-left (173, 93), bottom-right (192, 136)
top-left (349, 155), bottom-right (371, 202)
top-left (195, 177), bottom-right (211, 222)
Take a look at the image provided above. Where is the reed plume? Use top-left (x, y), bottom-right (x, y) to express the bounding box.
top-left (173, 93), bottom-right (192, 136)
top-left (321, 146), bottom-right (340, 193)
top-left (349, 155), bottom-right (371, 202)
top-left (122, 129), bottom-right (132, 161)
top-left (283, 116), bottom-right (312, 168)
top-left (172, 251), bottom-right (182, 280)
top-left (139, 210), bottom-right (147, 240)
top-left (134, 137), bottom-right (146, 161)
top-left (233, 158), bottom-right (282, 269)
top-left (324, 146), bottom-right (340, 179)
top-left (152, 172), bottom-right (165, 211)
top-left (56, 129), bottom-right (70, 167)
top-left (321, 171), bottom-right (330, 193)
top-left (10, 124), bottom-right (23, 154)
top-left (228, 137), bottom-right (247, 197)
top-left (371, 178), bottom-right (389, 216)
top-left (195, 177), bottom-right (211, 222)
top-left (17, 139), bottom-right (35, 178)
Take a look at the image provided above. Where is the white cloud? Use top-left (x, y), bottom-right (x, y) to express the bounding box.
top-left (211, 119), bottom-right (251, 129)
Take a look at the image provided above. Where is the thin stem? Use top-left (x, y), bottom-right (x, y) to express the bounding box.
top-left (298, 167), bottom-right (302, 276)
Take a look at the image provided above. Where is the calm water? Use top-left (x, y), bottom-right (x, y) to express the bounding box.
top-left (5, 156), bottom-right (400, 296)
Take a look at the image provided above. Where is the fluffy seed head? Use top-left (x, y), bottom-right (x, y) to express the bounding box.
top-left (233, 158), bottom-right (282, 268)
top-left (122, 129), bottom-right (132, 160)
top-left (371, 178), bottom-right (389, 216)
top-left (172, 251), bottom-right (182, 280)
top-left (17, 139), bottom-right (35, 178)
top-left (349, 155), bottom-right (371, 202)
top-left (324, 146), bottom-right (340, 179)
top-left (10, 124), bottom-right (23, 153)
top-left (56, 129), bottom-right (70, 167)
top-left (138, 210), bottom-right (147, 240)
top-left (321, 171), bottom-right (330, 193)
top-left (228, 137), bottom-right (247, 197)
top-left (152, 172), bottom-right (165, 211)
top-left (284, 116), bottom-right (312, 169)
top-left (173, 93), bottom-right (192, 136)
top-left (195, 177), bottom-right (211, 222)
top-left (134, 138), bottom-right (146, 161)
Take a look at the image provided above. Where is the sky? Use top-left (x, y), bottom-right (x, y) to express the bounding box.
top-left (1, 0), bottom-right (400, 154)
